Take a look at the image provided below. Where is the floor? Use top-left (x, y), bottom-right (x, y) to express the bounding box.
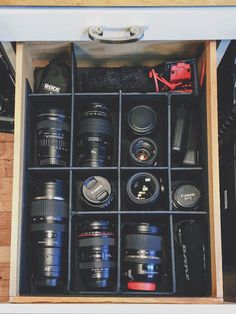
top-left (0, 131), bottom-right (236, 303)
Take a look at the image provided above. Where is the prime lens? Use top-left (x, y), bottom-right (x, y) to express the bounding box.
top-left (128, 105), bottom-right (157, 136)
top-left (30, 179), bottom-right (68, 289)
top-left (172, 182), bottom-right (201, 211)
top-left (126, 172), bottom-right (161, 208)
top-left (77, 220), bottom-right (117, 289)
top-left (77, 102), bottom-right (113, 167)
top-left (36, 106), bottom-right (70, 167)
top-left (81, 176), bottom-right (113, 210)
top-left (124, 223), bottom-right (163, 291)
top-left (129, 137), bottom-right (158, 166)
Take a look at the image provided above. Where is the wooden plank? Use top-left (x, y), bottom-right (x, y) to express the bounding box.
top-left (0, 199), bottom-right (12, 212)
top-left (0, 133), bottom-right (14, 142)
top-left (0, 263), bottom-right (10, 280)
top-left (205, 40), bottom-right (223, 299)
top-left (10, 296), bottom-right (223, 304)
top-left (0, 0), bottom-right (236, 6)
top-left (0, 246), bottom-right (10, 263)
top-left (0, 212), bottom-right (12, 246)
top-left (0, 178), bottom-right (13, 201)
top-left (0, 142), bottom-right (14, 160)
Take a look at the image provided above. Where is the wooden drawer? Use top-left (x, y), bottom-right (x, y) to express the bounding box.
top-left (9, 40), bottom-right (222, 304)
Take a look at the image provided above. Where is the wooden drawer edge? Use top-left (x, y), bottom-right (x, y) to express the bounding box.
top-left (9, 296), bottom-right (224, 304)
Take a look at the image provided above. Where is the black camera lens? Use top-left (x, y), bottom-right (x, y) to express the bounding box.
top-left (77, 102), bottom-right (113, 167)
top-left (126, 173), bottom-right (161, 207)
top-left (81, 176), bottom-right (113, 210)
top-left (77, 220), bottom-right (117, 289)
top-left (123, 223), bottom-right (163, 291)
top-left (172, 182), bottom-right (201, 211)
top-left (30, 179), bottom-right (68, 289)
top-left (129, 137), bottom-right (158, 166)
top-left (36, 106), bottom-right (70, 167)
top-left (128, 105), bottom-right (157, 135)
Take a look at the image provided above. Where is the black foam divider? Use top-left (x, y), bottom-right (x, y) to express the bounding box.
top-left (19, 43), bottom-right (211, 297)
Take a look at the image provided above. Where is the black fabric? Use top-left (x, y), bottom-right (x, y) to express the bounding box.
top-left (35, 59), bottom-right (71, 94)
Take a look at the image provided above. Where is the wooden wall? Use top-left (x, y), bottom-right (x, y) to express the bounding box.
top-left (0, 133), bottom-right (13, 303)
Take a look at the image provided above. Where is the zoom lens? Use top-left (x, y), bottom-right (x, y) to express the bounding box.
top-left (81, 176), bottom-right (113, 210)
top-left (36, 106), bottom-right (70, 167)
top-left (128, 105), bottom-right (157, 135)
top-left (30, 179), bottom-right (68, 289)
top-left (124, 223), bottom-right (163, 291)
top-left (77, 102), bottom-right (113, 167)
top-left (77, 220), bottom-right (117, 289)
top-left (126, 173), bottom-right (161, 208)
top-left (172, 182), bottom-right (201, 211)
top-left (129, 137), bottom-right (158, 166)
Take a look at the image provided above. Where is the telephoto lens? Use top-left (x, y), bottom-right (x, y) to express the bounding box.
top-left (81, 176), bottom-right (113, 210)
top-left (36, 106), bottom-right (70, 167)
top-left (126, 172), bottom-right (162, 208)
top-left (123, 223), bottom-right (163, 291)
top-left (129, 137), bottom-right (158, 166)
top-left (172, 182), bottom-right (201, 211)
top-left (77, 102), bottom-right (113, 167)
top-left (77, 220), bottom-right (117, 289)
top-left (128, 105), bottom-right (157, 136)
top-left (30, 179), bottom-right (68, 289)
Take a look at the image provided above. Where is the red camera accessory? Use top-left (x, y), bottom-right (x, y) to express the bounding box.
top-left (149, 61), bottom-right (195, 93)
top-left (170, 62), bottom-right (191, 83)
top-left (127, 281), bottom-right (157, 291)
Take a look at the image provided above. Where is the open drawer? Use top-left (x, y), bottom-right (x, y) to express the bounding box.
top-left (10, 40), bottom-right (222, 304)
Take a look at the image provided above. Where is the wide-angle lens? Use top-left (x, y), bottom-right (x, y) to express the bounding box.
top-left (77, 220), bottom-right (117, 289)
top-left (123, 223), bottom-right (163, 291)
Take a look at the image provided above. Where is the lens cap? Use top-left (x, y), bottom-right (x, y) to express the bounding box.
top-left (82, 176), bottom-right (113, 209)
top-left (128, 106), bottom-right (157, 135)
top-left (172, 183), bottom-right (201, 210)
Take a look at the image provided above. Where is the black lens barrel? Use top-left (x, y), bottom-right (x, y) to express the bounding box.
top-left (77, 220), bottom-right (117, 289)
top-left (36, 106), bottom-right (70, 167)
top-left (30, 179), bottom-right (68, 290)
top-left (77, 102), bottom-right (113, 167)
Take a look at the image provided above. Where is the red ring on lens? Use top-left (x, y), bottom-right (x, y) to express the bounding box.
top-left (127, 282), bottom-right (156, 291)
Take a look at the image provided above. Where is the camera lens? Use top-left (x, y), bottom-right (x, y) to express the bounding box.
top-left (172, 183), bottom-right (201, 211)
top-left (81, 176), bottom-right (113, 210)
top-left (126, 173), bottom-right (161, 207)
top-left (77, 220), bottom-right (117, 289)
top-left (30, 179), bottom-right (68, 289)
top-left (129, 137), bottom-right (158, 166)
top-left (123, 223), bottom-right (163, 291)
top-left (128, 105), bottom-right (157, 135)
top-left (36, 106), bottom-right (70, 167)
top-left (77, 102), bottom-right (113, 167)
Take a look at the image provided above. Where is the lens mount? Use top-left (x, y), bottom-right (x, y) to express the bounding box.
top-left (126, 172), bottom-right (161, 206)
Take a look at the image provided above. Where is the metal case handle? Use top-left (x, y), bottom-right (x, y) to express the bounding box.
top-left (88, 25), bottom-right (147, 44)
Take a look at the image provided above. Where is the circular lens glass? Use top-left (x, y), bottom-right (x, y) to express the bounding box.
top-left (129, 137), bottom-right (158, 166)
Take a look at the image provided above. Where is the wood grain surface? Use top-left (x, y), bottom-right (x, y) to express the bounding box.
top-left (0, 133), bottom-right (13, 303)
top-left (0, 0), bottom-right (236, 6)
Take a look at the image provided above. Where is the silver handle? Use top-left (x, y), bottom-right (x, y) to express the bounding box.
top-left (88, 25), bottom-right (147, 44)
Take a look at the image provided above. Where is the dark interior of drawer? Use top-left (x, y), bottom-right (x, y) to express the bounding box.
top-left (19, 43), bottom-right (211, 297)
